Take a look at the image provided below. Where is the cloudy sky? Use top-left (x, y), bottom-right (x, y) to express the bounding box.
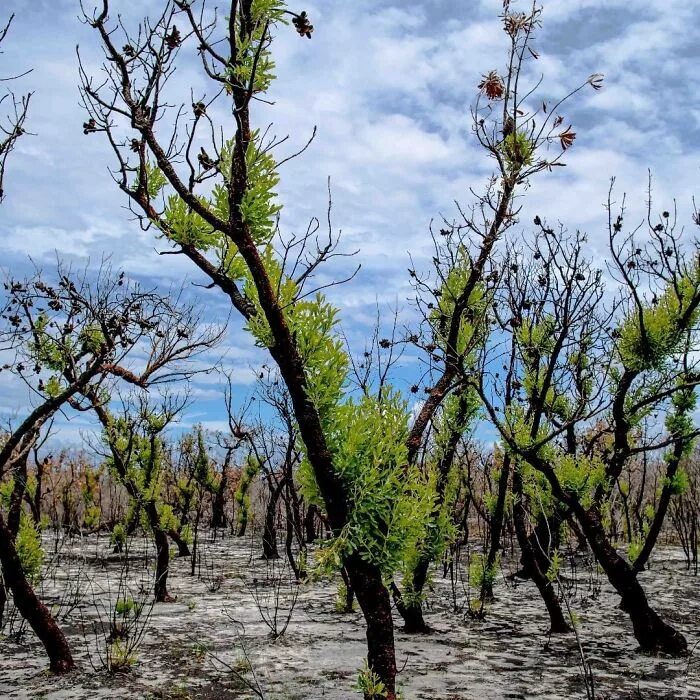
top-left (0, 0), bottom-right (699, 446)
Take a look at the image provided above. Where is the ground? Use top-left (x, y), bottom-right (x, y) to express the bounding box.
top-left (1, 532), bottom-right (698, 699)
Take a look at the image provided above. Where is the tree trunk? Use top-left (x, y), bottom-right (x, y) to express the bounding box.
top-left (339, 567), bottom-right (355, 612)
top-left (0, 512), bottom-right (74, 673)
top-left (482, 453), bottom-right (512, 600)
top-left (147, 502), bottom-right (172, 602)
top-left (304, 503), bottom-right (318, 544)
top-left (633, 442), bottom-right (683, 573)
top-left (168, 528), bottom-right (191, 558)
top-left (575, 504), bottom-right (687, 655)
top-left (513, 471), bottom-right (571, 634)
top-left (392, 560), bottom-right (431, 633)
top-left (262, 477), bottom-right (284, 559)
top-left (210, 467), bottom-right (228, 529)
top-left (345, 553), bottom-right (397, 700)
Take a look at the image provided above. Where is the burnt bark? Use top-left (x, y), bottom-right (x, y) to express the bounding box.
top-left (575, 504), bottom-right (686, 654)
top-left (513, 471), bottom-right (571, 634)
top-left (345, 553), bottom-right (397, 700)
top-left (0, 512), bottom-right (74, 673)
top-left (262, 477), bottom-right (284, 560)
top-left (482, 453), bottom-right (512, 600)
top-left (168, 528), bottom-right (191, 558)
top-left (304, 503), bottom-right (319, 544)
top-left (146, 502), bottom-right (172, 602)
top-left (210, 465), bottom-right (228, 529)
top-left (633, 440), bottom-right (684, 573)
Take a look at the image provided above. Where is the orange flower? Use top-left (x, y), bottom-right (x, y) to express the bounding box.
top-left (478, 71), bottom-right (505, 100)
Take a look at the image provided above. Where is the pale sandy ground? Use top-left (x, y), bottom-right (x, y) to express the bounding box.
top-left (1, 531), bottom-right (698, 699)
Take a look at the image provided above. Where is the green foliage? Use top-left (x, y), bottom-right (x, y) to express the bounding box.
top-left (84, 504), bottom-right (102, 530)
top-left (163, 194), bottom-right (219, 250)
top-left (234, 457), bottom-right (259, 530)
top-left (553, 453), bottom-right (605, 508)
top-left (666, 468), bottom-right (690, 495)
top-left (238, 133), bottom-right (282, 243)
top-left (0, 477), bottom-right (13, 508)
top-left (617, 271), bottom-right (700, 372)
top-left (628, 538), bottom-right (643, 564)
top-left (44, 375), bottom-right (63, 398)
top-left (136, 160), bottom-right (167, 199)
top-left (430, 253), bottom-right (489, 356)
top-left (308, 391), bottom-right (434, 577)
top-left (16, 512), bottom-right (44, 585)
top-left (111, 522), bottom-right (127, 548)
top-left (108, 638), bottom-right (137, 673)
top-left (79, 324), bottom-right (106, 354)
top-left (335, 581), bottom-right (354, 612)
top-left (500, 130), bottom-right (534, 166)
top-left (115, 597), bottom-right (141, 616)
top-left (355, 661), bottom-right (388, 699)
top-left (545, 550), bottom-right (562, 583)
top-left (228, 1), bottom-right (287, 94)
top-left (469, 552), bottom-right (498, 590)
top-left (158, 504), bottom-right (179, 532)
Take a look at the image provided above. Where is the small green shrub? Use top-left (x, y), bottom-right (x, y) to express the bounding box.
top-left (468, 552), bottom-right (498, 590)
top-left (16, 513), bottom-right (44, 585)
top-left (355, 661), bottom-right (387, 699)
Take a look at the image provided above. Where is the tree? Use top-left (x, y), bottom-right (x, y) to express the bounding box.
top-left (0, 262), bottom-right (216, 671)
top-left (78, 2), bottom-right (427, 693)
top-left (395, 0), bottom-right (602, 632)
top-left (0, 13), bottom-right (31, 203)
top-left (474, 195), bottom-right (697, 654)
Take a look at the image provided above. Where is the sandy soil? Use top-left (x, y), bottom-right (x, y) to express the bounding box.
top-left (1, 531), bottom-right (698, 700)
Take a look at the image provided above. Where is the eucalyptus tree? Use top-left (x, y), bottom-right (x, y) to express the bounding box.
top-left (0, 264), bottom-right (215, 672)
top-left (475, 194), bottom-right (699, 654)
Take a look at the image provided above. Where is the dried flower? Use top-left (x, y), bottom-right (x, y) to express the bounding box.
top-left (165, 25), bottom-right (182, 50)
top-left (504, 12), bottom-right (533, 38)
top-left (478, 70), bottom-right (505, 100)
top-left (559, 126), bottom-right (576, 150)
top-left (292, 11), bottom-right (314, 39)
top-left (587, 73), bottom-right (604, 91)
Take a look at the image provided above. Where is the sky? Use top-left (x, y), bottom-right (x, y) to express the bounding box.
top-left (0, 0), bottom-right (699, 448)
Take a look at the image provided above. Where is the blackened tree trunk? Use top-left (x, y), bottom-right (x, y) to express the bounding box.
top-left (0, 512), bottom-right (74, 673)
top-left (168, 528), bottom-right (191, 558)
top-left (513, 471), bottom-right (571, 634)
top-left (575, 504), bottom-right (686, 654)
top-left (482, 453), bottom-right (512, 600)
top-left (391, 562), bottom-right (431, 633)
top-left (0, 578), bottom-right (6, 629)
top-left (210, 465), bottom-right (228, 529)
top-left (262, 477), bottom-right (285, 559)
top-left (397, 392), bottom-right (474, 633)
top-left (304, 503), bottom-right (318, 544)
top-left (345, 553), bottom-right (397, 700)
top-left (339, 566), bottom-right (355, 613)
top-left (146, 502), bottom-right (172, 602)
top-left (632, 441), bottom-right (684, 573)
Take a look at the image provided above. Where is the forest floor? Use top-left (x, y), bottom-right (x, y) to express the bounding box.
top-left (1, 531), bottom-right (698, 700)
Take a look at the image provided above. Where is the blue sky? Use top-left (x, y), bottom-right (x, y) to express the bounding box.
top-left (0, 0), bottom-right (699, 446)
